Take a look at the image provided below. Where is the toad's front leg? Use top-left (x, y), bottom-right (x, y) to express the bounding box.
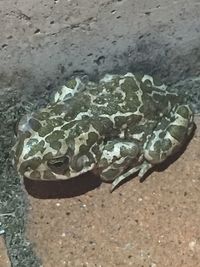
top-left (96, 139), bottom-right (144, 191)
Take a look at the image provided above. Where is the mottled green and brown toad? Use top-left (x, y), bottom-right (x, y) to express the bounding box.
top-left (12, 73), bottom-right (194, 191)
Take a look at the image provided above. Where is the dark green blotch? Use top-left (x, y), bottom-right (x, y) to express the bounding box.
top-left (29, 118), bottom-right (42, 131)
top-left (93, 96), bottom-right (107, 105)
top-left (50, 141), bottom-right (62, 150)
top-left (125, 93), bottom-right (140, 111)
top-left (102, 77), bottom-right (120, 93)
top-left (50, 103), bottom-right (64, 115)
top-left (87, 132), bottom-right (99, 146)
top-left (121, 77), bottom-right (138, 92)
top-left (45, 130), bottom-right (65, 143)
top-left (35, 111), bottom-right (49, 121)
top-left (91, 143), bottom-right (102, 160)
top-left (50, 117), bottom-right (65, 127)
top-left (61, 121), bottom-right (76, 131)
top-left (168, 125), bottom-right (187, 142)
top-left (62, 95), bottom-right (91, 120)
top-left (38, 117), bottom-right (65, 137)
top-left (128, 122), bottom-right (155, 140)
top-left (162, 139), bottom-right (172, 151)
top-left (120, 145), bottom-right (138, 158)
top-left (66, 79), bottom-right (77, 89)
top-left (91, 118), bottom-right (114, 135)
top-left (141, 94), bottom-right (162, 120)
top-left (24, 131), bottom-right (32, 138)
top-left (115, 114), bottom-right (142, 129)
top-left (68, 125), bottom-right (84, 138)
top-left (38, 124), bottom-right (54, 137)
top-left (79, 144), bottom-right (90, 154)
top-left (114, 116), bottom-right (127, 128)
top-left (151, 140), bottom-right (161, 154)
top-left (176, 105), bottom-right (190, 119)
top-left (99, 157), bottom-right (109, 168)
top-left (24, 140), bottom-right (45, 159)
top-left (43, 152), bottom-right (54, 161)
top-left (148, 142), bottom-right (161, 161)
top-left (159, 131), bottom-right (166, 139)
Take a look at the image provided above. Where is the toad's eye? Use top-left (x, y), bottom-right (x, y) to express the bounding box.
top-left (47, 156), bottom-right (69, 174)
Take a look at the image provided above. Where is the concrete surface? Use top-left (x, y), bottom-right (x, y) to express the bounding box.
top-left (0, 0), bottom-right (200, 97)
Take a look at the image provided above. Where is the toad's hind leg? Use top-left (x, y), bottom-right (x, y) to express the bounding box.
top-left (112, 105), bottom-right (194, 191)
top-left (143, 104), bottom-right (194, 165)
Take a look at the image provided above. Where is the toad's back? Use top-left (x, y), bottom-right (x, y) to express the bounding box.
top-left (32, 73), bottom-right (181, 140)
top-left (43, 73), bottom-right (180, 137)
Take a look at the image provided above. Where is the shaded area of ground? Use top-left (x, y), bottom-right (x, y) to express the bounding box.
top-left (26, 117), bottom-right (200, 267)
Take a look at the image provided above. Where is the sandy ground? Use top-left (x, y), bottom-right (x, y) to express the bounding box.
top-left (24, 116), bottom-right (200, 267)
